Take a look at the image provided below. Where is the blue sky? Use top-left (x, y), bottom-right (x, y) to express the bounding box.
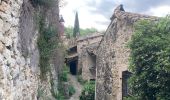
top-left (60, 0), bottom-right (170, 31)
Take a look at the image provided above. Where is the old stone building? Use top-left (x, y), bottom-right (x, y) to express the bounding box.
top-left (65, 5), bottom-right (157, 100)
top-left (95, 5), bottom-right (157, 100)
top-left (66, 33), bottom-right (103, 81)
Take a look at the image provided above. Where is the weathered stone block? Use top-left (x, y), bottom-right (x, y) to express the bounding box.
top-left (0, 1), bottom-right (8, 12)
top-left (0, 41), bottom-right (4, 53)
top-left (0, 19), bottom-right (3, 32)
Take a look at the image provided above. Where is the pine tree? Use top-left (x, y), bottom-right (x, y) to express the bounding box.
top-left (73, 12), bottom-right (80, 37)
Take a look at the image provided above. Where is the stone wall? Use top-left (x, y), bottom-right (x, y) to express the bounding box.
top-left (0, 0), bottom-right (60, 99)
top-left (95, 5), bottom-right (157, 100)
top-left (77, 33), bottom-right (103, 81)
top-left (81, 43), bottom-right (98, 80)
top-left (0, 0), bottom-right (39, 99)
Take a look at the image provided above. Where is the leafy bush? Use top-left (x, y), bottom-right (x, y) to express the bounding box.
top-left (68, 85), bottom-right (76, 96)
top-left (127, 16), bottom-right (170, 100)
top-left (56, 92), bottom-right (65, 100)
top-left (80, 81), bottom-right (95, 100)
top-left (57, 65), bottom-right (71, 99)
top-left (37, 86), bottom-right (45, 99)
top-left (59, 64), bottom-right (69, 82)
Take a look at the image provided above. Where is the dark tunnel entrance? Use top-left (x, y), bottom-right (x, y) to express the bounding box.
top-left (69, 60), bottom-right (77, 75)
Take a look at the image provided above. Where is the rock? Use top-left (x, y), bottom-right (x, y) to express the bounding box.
top-left (3, 36), bottom-right (12, 47)
top-left (0, 54), bottom-right (3, 64)
top-left (0, 1), bottom-right (8, 13)
top-left (2, 22), bottom-right (11, 33)
top-left (0, 11), bottom-right (11, 21)
top-left (0, 41), bottom-right (4, 53)
top-left (2, 48), bottom-right (11, 59)
top-left (0, 65), bottom-right (4, 79)
top-left (0, 19), bottom-right (3, 32)
top-left (63, 82), bottom-right (70, 99)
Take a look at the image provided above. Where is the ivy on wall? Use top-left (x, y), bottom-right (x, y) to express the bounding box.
top-left (37, 15), bottom-right (59, 79)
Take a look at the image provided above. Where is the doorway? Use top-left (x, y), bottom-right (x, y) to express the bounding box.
top-left (69, 60), bottom-right (77, 75)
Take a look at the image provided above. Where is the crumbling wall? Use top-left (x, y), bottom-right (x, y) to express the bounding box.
top-left (95, 5), bottom-right (156, 100)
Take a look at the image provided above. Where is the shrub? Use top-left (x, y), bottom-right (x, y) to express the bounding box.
top-left (68, 85), bottom-right (76, 96)
top-left (56, 92), bottom-right (65, 100)
top-left (57, 65), bottom-right (71, 99)
top-left (80, 81), bottom-right (95, 100)
top-left (59, 65), bottom-right (69, 82)
top-left (59, 70), bottom-right (68, 82)
top-left (127, 16), bottom-right (170, 100)
top-left (37, 15), bottom-right (58, 79)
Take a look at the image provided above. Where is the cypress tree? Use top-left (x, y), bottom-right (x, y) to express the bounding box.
top-left (73, 12), bottom-right (80, 37)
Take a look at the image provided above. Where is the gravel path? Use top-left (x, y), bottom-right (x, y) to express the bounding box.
top-left (68, 74), bottom-right (83, 100)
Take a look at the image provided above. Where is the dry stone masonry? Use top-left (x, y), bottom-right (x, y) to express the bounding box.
top-left (0, 0), bottom-right (39, 99)
top-left (0, 0), bottom-right (60, 100)
top-left (95, 5), bottom-right (157, 100)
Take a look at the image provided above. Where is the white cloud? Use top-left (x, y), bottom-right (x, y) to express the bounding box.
top-left (145, 6), bottom-right (170, 17)
top-left (60, 0), bottom-right (109, 31)
top-left (60, 0), bottom-right (170, 31)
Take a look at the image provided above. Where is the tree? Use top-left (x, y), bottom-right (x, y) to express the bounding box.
top-left (73, 12), bottom-right (80, 37)
top-left (127, 16), bottom-right (170, 100)
top-left (65, 27), bottom-right (98, 38)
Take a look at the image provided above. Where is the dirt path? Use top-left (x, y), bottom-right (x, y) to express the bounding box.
top-left (68, 74), bottom-right (83, 100)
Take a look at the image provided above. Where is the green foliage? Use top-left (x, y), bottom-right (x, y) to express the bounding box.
top-left (37, 86), bottom-right (45, 99)
top-left (57, 65), bottom-right (76, 99)
top-left (56, 93), bottom-right (65, 100)
top-left (57, 64), bottom-right (76, 98)
top-left (68, 85), bottom-right (76, 96)
top-left (80, 81), bottom-right (95, 100)
top-left (65, 27), bottom-right (98, 38)
top-left (73, 12), bottom-right (80, 37)
top-left (37, 16), bottom-right (58, 79)
top-left (80, 28), bottom-right (97, 36)
top-left (127, 16), bottom-right (170, 100)
top-left (64, 26), bottom-right (73, 38)
top-left (59, 65), bottom-right (69, 82)
top-left (57, 82), bottom-right (65, 99)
